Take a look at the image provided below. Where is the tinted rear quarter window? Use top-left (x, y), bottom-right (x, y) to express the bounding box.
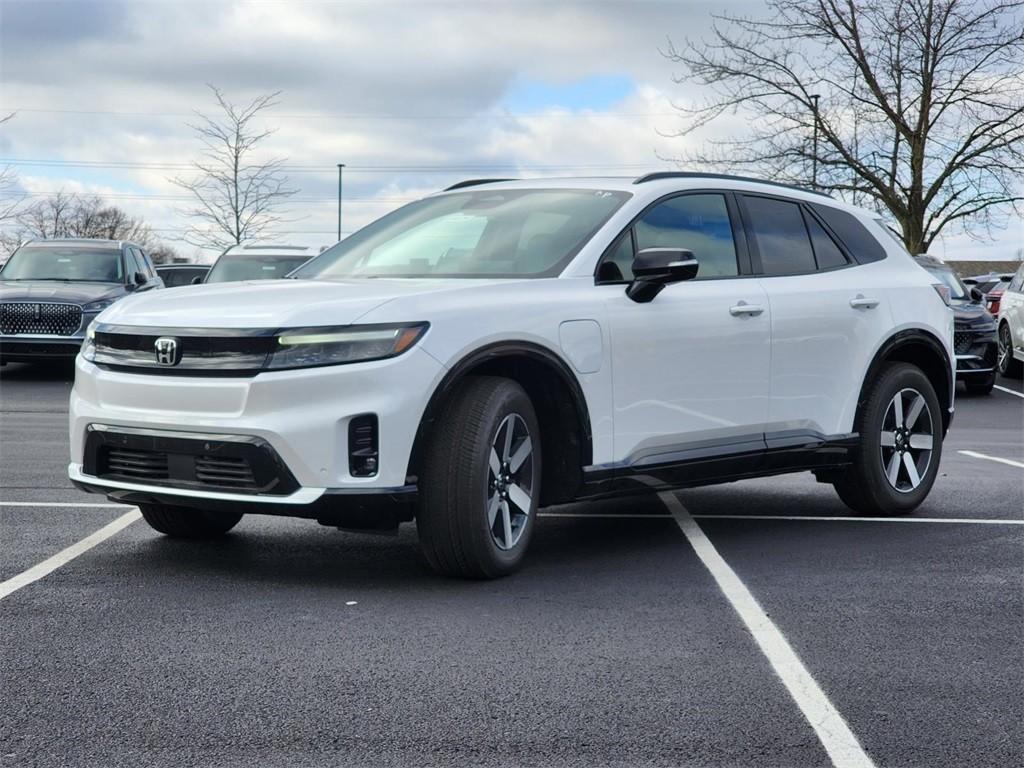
top-left (812, 204), bottom-right (887, 263)
top-left (805, 213), bottom-right (848, 269)
top-left (743, 196), bottom-right (816, 275)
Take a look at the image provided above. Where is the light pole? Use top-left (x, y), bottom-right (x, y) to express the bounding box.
top-left (809, 94), bottom-right (820, 191)
top-left (336, 163), bottom-right (345, 242)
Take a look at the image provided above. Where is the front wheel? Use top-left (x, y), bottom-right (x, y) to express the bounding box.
top-left (833, 363), bottom-right (943, 516)
top-left (998, 323), bottom-right (1023, 379)
top-left (417, 376), bottom-right (541, 579)
top-left (139, 503), bottom-right (243, 538)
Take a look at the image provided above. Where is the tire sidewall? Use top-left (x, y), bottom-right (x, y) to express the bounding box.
top-left (858, 365), bottom-right (943, 512)
top-left (465, 384), bottom-right (542, 573)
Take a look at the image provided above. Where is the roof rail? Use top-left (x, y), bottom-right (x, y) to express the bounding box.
top-left (443, 178), bottom-right (516, 192)
top-left (633, 172), bottom-right (833, 198)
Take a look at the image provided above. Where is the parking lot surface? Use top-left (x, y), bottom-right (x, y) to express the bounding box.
top-left (1, 362), bottom-right (1021, 768)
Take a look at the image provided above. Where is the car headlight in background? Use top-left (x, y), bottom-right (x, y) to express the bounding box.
top-left (82, 298), bottom-right (117, 312)
top-left (265, 322), bottom-right (428, 370)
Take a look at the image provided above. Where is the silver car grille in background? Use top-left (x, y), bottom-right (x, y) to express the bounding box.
top-left (0, 303), bottom-right (83, 336)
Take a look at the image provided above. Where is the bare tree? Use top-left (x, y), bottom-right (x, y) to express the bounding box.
top-left (0, 112), bottom-right (25, 228)
top-left (8, 190), bottom-right (163, 242)
top-left (663, 0), bottom-right (1024, 254)
top-left (170, 86), bottom-right (297, 251)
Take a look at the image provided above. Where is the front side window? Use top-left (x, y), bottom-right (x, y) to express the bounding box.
top-left (633, 194), bottom-right (739, 278)
top-left (925, 266), bottom-right (969, 301)
top-left (0, 246), bottom-right (124, 283)
top-left (744, 196), bottom-right (817, 275)
top-left (293, 189), bottom-right (631, 280)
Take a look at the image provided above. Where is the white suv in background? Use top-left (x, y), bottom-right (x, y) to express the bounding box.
top-left (997, 263), bottom-right (1024, 379)
top-left (69, 174), bottom-right (955, 578)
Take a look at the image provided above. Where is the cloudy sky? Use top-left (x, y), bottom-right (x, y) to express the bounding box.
top-left (0, 0), bottom-right (1019, 262)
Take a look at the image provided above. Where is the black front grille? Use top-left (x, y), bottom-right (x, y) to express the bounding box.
top-left (92, 325), bottom-right (275, 374)
top-left (86, 427), bottom-right (298, 496)
top-left (105, 447), bottom-right (170, 480)
top-left (0, 303), bottom-right (82, 336)
top-left (954, 330), bottom-right (972, 354)
top-left (194, 455), bottom-right (258, 489)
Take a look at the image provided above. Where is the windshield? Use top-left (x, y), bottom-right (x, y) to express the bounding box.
top-left (205, 254), bottom-right (312, 283)
top-left (925, 266), bottom-right (969, 301)
top-left (0, 246), bottom-right (124, 283)
top-left (292, 188), bottom-right (631, 280)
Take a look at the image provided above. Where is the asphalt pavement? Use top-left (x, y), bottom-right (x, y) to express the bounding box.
top-left (1, 361), bottom-right (1021, 768)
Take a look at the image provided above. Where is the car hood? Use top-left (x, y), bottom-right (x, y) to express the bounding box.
top-left (96, 277), bottom-right (511, 329)
top-left (0, 280), bottom-right (125, 305)
top-left (950, 300), bottom-right (994, 324)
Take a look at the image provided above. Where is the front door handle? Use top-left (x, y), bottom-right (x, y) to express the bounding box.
top-left (729, 302), bottom-right (765, 317)
top-left (850, 295), bottom-right (880, 309)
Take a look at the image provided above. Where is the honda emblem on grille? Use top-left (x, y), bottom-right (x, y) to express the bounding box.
top-left (154, 337), bottom-right (181, 366)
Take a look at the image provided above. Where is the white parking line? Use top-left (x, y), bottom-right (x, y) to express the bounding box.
top-left (658, 492), bottom-right (875, 768)
top-left (0, 510), bottom-right (141, 600)
top-left (958, 450), bottom-right (1024, 469)
top-left (994, 384), bottom-right (1024, 399)
top-left (538, 512), bottom-right (1023, 525)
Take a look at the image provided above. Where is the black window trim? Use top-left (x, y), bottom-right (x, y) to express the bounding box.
top-left (593, 188), bottom-right (753, 285)
top-left (735, 191), bottom-right (859, 278)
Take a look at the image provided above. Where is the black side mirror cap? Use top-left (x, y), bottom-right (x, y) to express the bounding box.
top-left (191, 276), bottom-right (204, 285)
top-left (626, 248), bottom-right (698, 303)
top-left (970, 287), bottom-right (984, 303)
top-left (134, 271), bottom-right (148, 285)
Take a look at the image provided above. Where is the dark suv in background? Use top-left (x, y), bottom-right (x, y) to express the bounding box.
top-left (915, 255), bottom-right (997, 395)
top-left (0, 238), bottom-right (163, 364)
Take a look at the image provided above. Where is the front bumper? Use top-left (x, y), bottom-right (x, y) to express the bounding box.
top-left (953, 325), bottom-right (997, 378)
top-left (69, 346), bottom-right (446, 507)
top-left (0, 334), bottom-right (86, 361)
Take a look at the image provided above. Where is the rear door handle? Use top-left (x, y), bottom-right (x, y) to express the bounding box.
top-left (850, 295), bottom-right (880, 309)
top-left (729, 302), bottom-right (765, 317)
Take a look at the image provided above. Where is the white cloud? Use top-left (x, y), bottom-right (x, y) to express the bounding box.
top-left (0, 0), bottom-right (1019, 261)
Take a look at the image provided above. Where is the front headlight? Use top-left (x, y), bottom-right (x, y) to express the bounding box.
top-left (265, 322), bottom-right (429, 370)
top-left (82, 298), bottom-right (117, 312)
top-left (81, 322), bottom-right (97, 361)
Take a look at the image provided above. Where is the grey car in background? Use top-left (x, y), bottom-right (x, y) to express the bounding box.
top-left (203, 244), bottom-right (317, 284)
top-left (0, 238), bottom-right (163, 364)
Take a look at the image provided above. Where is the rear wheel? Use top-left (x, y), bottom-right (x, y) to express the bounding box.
top-left (139, 503), bottom-right (243, 538)
top-left (833, 363), bottom-right (942, 516)
top-left (998, 323), bottom-right (1023, 379)
top-left (417, 376), bottom-right (540, 579)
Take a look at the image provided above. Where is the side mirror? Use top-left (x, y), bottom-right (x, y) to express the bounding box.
top-left (191, 276), bottom-right (204, 285)
top-left (970, 287), bottom-right (985, 303)
top-left (626, 248), bottom-right (698, 303)
top-left (134, 271), bottom-right (148, 285)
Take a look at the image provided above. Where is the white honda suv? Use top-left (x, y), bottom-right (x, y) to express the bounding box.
top-left (69, 174), bottom-right (955, 578)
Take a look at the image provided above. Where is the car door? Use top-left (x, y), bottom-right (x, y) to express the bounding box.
top-left (739, 194), bottom-right (894, 440)
top-left (601, 191), bottom-right (772, 467)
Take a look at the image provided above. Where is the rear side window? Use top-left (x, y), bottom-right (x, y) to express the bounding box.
top-left (634, 193), bottom-right (738, 278)
top-left (743, 196), bottom-right (816, 275)
top-left (813, 204), bottom-right (887, 263)
top-left (805, 214), bottom-right (848, 269)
